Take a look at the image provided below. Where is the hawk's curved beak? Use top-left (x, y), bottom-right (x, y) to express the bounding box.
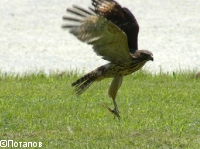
top-left (150, 56), bottom-right (154, 61)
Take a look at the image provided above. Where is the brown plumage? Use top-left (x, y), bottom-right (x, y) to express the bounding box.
top-left (91, 0), bottom-right (139, 53)
top-left (62, 0), bottom-right (153, 119)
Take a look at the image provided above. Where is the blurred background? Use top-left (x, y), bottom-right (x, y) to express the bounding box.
top-left (0, 0), bottom-right (199, 74)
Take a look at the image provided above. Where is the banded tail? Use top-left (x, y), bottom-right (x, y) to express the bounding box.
top-left (72, 66), bottom-right (106, 95)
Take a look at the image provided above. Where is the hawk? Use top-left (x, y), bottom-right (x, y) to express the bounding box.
top-left (62, 0), bottom-right (153, 119)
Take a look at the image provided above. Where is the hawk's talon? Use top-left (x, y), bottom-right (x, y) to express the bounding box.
top-left (112, 108), bottom-right (120, 120)
top-left (102, 103), bottom-right (120, 120)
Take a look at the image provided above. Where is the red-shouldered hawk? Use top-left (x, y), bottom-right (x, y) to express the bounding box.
top-left (62, 0), bottom-right (153, 119)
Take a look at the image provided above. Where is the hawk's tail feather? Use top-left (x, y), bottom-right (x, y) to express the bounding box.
top-left (71, 65), bottom-right (106, 95)
top-left (71, 72), bottom-right (97, 95)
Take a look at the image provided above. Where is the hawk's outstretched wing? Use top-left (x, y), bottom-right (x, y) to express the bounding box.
top-left (92, 0), bottom-right (139, 53)
top-left (62, 6), bottom-right (132, 63)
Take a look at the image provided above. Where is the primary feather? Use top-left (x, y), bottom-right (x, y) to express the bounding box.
top-left (62, 5), bottom-right (132, 63)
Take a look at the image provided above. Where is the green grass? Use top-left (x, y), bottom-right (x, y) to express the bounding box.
top-left (0, 70), bottom-right (199, 148)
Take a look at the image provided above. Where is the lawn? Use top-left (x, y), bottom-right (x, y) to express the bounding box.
top-left (0, 70), bottom-right (199, 148)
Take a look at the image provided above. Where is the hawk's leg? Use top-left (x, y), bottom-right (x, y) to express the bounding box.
top-left (112, 99), bottom-right (120, 119)
top-left (113, 99), bottom-right (119, 114)
top-left (104, 76), bottom-right (123, 119)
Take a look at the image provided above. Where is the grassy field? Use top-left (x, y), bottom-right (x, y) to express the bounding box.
top-left (0, 70), bottom-right (199, 148)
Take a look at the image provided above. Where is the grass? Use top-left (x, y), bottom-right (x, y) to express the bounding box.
top-left (0, 70), bottom-right (199, 148)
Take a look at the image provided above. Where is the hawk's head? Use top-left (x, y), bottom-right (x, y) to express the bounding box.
top-left (132, 50), bottom-right (154, 62)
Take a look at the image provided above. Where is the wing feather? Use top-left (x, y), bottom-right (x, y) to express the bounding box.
top-left (92, 0), bottom-right (139, 53)
top-left (62, 6), bottom-right (132, 63)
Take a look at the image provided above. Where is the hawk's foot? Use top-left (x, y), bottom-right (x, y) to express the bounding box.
top-left (102, 103), bottom-right (120, 120)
